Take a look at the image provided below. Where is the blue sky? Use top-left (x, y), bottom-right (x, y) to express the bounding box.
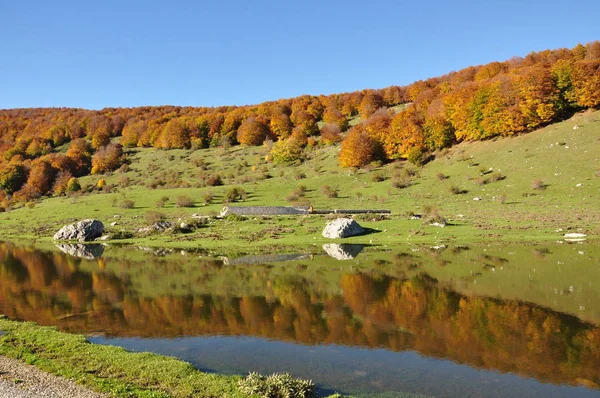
top-left (1, 0), bottom-right (598, 110)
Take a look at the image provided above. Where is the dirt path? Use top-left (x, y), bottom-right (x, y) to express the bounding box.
top-left (0, 356), bottom-right (108, 398)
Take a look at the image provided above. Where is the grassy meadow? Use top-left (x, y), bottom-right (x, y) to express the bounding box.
top-left (0, 109), bottom-right (599, 251)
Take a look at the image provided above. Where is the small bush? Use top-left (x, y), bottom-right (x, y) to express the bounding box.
top-left (238, 372), bottom-right (316, 398)
top-left (391, 175), bottom-right (411, 189)
top-left (66, 177), bottom-right (81, 193)
top-left (175, 195), bottom-right (194, 207)
top-left (119, 176), bottom-right (130, 187)
top-left (203, 191), bottom-right (214, 204)
top-left (205, 175), bottom-right (223, 186)
top-left (372, 173), bottom-right (386, 182)
top-left (286, 192), bottom-right (301, 203)
top-left (436, 172), bottom-right (447, 181)
top-left (321, 185), bottom-right (339, 198)
top-left (155, 197), bottom-right (168, 208)
top-left (111, 230), bottom-right (134, 240)
top-left (119, 199), bottom-right (135, 209)
top-left (294, 171), bottom-right (306, 180)
top-left (450, 185), bottom-right (467, 195)
top-left (293, 185), bottom-right (307, 197)
top-left (532, 179), bottom-right (547, 190)
top-left (497, 194), bottom-right (507, 204)
top-left (225, 187), bottom-right (247, 203)
top-left (488, 172), bottom-right (505, 182)
top-left (422, 205), bottom-right (445, 224)
top-left (145, 211), bottom-right (166, 224)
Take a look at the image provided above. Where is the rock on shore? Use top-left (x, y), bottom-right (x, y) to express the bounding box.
top-left (53, 219), bottom-right (104, 242)
top-left (322, 218), bottom-right (364, 239)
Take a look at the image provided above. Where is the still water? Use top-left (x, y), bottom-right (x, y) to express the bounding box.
top-left (1, 241), bottom-right (599, 397)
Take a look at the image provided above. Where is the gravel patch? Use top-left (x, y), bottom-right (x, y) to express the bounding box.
top-left (0, 356), bottom-right (107, 398)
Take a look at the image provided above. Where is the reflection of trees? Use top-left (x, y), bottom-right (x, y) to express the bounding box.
top-left (0, 243), bottom-right (599, 389)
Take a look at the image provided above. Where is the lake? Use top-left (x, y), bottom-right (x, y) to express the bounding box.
top-left (0, 241), bottom-right (599, 397)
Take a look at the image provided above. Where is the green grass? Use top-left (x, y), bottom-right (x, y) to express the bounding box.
top-left (0, 317), bottom-right (244, 397)
top-left (0, 109), bottom-right (599, 250)
top-left (0, 317), bottom-right (358, 398)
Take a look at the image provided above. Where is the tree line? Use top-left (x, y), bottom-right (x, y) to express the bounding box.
top-left (0, 41), bottom-right (598, 203)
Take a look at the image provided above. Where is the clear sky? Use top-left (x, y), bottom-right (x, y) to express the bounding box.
top-left (1, 0), bottom-right (598, 110)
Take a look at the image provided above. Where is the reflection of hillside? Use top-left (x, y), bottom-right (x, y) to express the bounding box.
top-left (0, 242), bottom-right (599, 390)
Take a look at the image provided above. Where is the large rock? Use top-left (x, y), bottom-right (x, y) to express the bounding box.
top-left (322, 218), bottom-right (364, 239)
top-left (53, 219), bottom-right (104, 242)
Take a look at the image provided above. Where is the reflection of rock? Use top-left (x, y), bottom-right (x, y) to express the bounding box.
top-left (322, 218), bottom-right (364, 239)
top-left (56, 244), bottom-right (104, 259)
top-left (222, 253), bottom-right (311, 265)
top-left (53, 219), bottom-right (104, 242)
top-left (322, 244), bottom-right (364, 260)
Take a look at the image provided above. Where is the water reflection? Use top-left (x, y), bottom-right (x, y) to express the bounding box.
top-left (322, 243), bottom-right (364, 260)
top-left (0, 241), bottom-right (599, 396)
top-left (56, 243), bottom-right (105, 259)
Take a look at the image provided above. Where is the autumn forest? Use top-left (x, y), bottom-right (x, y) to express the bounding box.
top-left (0, 42), bottom-right (598, 207)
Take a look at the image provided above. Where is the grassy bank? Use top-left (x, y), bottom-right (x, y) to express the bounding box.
top-left (0, 110), bottom-right (598, 250)
top-left (0, 317), bottom-right (362, 398)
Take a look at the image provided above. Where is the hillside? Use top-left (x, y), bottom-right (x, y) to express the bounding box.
top-left (0, 109), bottom-right (598, 248)
top-left (0, 41), bottom-right (599, 209)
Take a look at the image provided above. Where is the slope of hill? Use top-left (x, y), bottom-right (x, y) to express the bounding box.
top-left (0, 41), bottom-right (599, 209)
top-left (0, 109), bottom-right (598, 248)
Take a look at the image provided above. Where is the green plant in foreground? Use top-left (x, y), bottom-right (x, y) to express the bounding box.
top-left (238, 372), bottom-right (316, 398)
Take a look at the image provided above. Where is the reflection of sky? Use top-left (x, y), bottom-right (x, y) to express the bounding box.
top-left (89, 336), bottom-right (600, 398)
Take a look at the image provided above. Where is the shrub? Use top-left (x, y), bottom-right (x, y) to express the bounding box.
top-left (488, 172), bottom-right (505, 182)
top-left (436, 172), bottom-right (447, 181)
top-left (155, 197), bottom-right (168, 208)
top-left (497, 194), bottom-right (507, 204)
top-left (294, 171), bottom-right (306, 180)
top-left (225, 187), bottom-right (247, 203)
top-left (111, 230), bottom-right (134, 240)
top-left (372, 173), bottom-right (386, 182)
top-left (422, 205), bottom-right (445, 224)
top-left (532, 179), bottom-right (547, 190)
top-left (391, 173), bottom-right (411, 189)
top-left (67, 177), bottom-right (81, 193)
top-left (203, 191), bottom-right (214, 204)
top-left (175, 195), bottom-right (194, 207)
top-left (238, 372), bottom-right (316, 398)
top-left (119, 199), bottom-right (135, 209)
top-left (119, 176), bottom-right (130, 187)
top-left (145, 211), bottom-right (166, 224)
top-left (205, 175), bottom-right (223, 186)
top-left (321, 185), bottom-right (339, 198)
top-left (450, 185), bottom-right (467, 195)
